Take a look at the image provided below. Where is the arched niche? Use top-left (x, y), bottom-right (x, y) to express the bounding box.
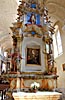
top-left (21, 37), bottom-right (46, 72)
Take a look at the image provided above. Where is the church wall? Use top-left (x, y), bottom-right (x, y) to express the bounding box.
top-left (55, 27), bottom-right (65, 88)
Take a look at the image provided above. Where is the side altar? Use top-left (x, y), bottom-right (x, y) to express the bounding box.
top-left (7, 0), bottom-right (58, 91)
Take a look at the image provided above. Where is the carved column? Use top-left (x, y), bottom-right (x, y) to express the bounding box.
top-left (16, 35), bottom-right (23, 71)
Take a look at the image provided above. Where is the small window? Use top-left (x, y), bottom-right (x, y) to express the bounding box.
top-left (53, 25), bottom-right (63, 58)
top-left (56, 30), bottom-right (63, 55)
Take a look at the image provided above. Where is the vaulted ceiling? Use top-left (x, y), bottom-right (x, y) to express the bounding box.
top-left (0, 0), bottom-right (65, 51)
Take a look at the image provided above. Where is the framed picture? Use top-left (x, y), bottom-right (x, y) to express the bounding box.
top-left (26, 48), bottom-right (41, 66)
top-left (62, 63), bottom-right (65, 71)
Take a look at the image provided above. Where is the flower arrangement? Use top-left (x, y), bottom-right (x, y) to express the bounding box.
top-left (30, 82), bottom-right (40, 92)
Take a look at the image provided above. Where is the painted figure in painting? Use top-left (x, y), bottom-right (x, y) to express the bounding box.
top-left (28, 13), bottom-right (36, 24)
top-left (27, 48), bottom-right (40, 65)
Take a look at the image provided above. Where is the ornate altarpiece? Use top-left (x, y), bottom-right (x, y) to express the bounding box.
top-left (1, 0), bottom-right (58, 91)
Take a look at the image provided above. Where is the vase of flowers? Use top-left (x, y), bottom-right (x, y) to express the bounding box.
top-left (30, 82), bottom-right (40, 92)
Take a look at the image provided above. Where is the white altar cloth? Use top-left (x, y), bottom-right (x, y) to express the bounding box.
top-left (12, 91), bottom-right (62, 100)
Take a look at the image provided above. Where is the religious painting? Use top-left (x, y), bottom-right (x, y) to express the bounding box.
top-left (62, 63), bottom-right (65, 71)
top-left (26, 48), bottom-right (41, 66)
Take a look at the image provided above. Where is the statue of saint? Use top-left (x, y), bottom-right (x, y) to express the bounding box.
top-left (11, 49), bottom-right (23, 72)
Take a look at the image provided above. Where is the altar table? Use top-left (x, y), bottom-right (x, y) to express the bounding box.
top-left (12, 91), bottom-right (62, 100)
